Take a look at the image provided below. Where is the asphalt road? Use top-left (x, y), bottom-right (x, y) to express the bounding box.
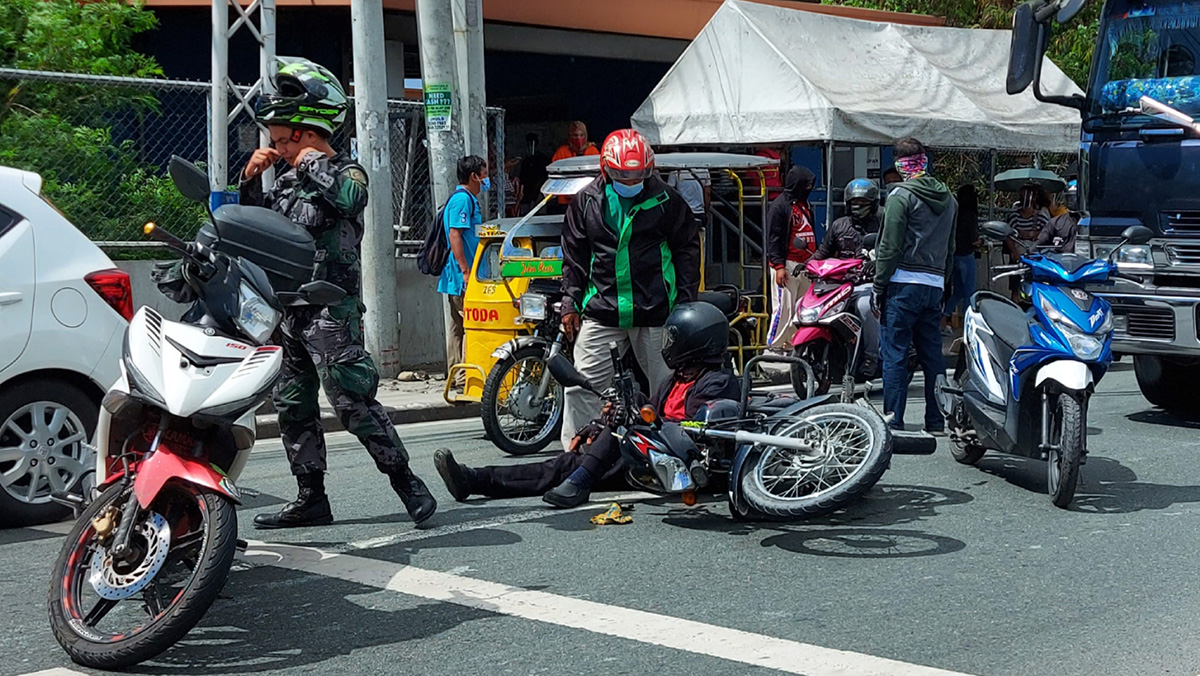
top-left (4, 362), bottom-right (1200, 676)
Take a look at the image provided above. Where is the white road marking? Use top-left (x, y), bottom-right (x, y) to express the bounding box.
top-left (19, 669), bottom-right (91, 676)
top-left (337, 491), bottom-right (650, 551)
top-left (244, 541), bottom-right (977, 676)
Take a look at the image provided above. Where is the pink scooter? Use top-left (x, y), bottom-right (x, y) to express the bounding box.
top-left (789, 251), bottom-right (881, 399)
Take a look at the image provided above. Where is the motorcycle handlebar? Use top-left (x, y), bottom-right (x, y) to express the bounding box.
top-left (144, 222), bottom-right (217, 279)
top-left (1113, 272), bottom-right (1147, 288)
top-left (143, 222), bottom-right (189, 251)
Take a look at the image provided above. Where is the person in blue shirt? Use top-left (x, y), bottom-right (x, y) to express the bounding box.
top-left (439, 155), bottom-right (488, 383)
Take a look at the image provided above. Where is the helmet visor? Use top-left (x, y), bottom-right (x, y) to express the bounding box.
top-left (605, 165), bottom-right (652, 182)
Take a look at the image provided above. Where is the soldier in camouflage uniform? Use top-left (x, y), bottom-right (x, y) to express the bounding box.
top-left (241, 57), bottom-right (437, 529)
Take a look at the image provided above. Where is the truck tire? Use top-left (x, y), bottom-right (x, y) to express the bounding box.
top-left (1134, 355), bottom-right (1200, 415)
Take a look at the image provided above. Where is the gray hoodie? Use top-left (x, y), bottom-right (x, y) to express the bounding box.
top-left (873, 176), bottom-right (958, 292)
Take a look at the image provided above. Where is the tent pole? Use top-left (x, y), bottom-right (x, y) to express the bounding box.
top-left (825, 140), bottom-right (834, 232)
top-left (988, 149), bottom-right (997, 220)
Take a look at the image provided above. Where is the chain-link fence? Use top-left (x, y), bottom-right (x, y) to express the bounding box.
top-left (928, 146), bottom-right (1076, 221)
top-left (0, 68), bottom-right (503, 254)
top-left (0, 68), bottom-right (212, 246)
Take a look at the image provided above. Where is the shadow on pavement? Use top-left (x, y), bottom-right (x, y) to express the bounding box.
top-left (973, 453), bottom-right (1200, 513)
top-left (655, 484), bottom-right (972, 559)
top-left (1073, 457), bottom-right (1200, 514)
top-left (136, 565), bottom-right (490, 674)
top-left (1126, 408), bottom-right (1200, 429)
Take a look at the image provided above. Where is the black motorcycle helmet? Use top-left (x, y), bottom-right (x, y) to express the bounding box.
top-left (661, 302), bottom-right (729, 370)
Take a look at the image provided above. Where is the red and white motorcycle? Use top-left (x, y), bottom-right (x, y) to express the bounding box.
top-left (47, 158), bottom-right (340, 669)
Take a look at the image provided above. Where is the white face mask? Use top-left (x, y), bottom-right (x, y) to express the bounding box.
top-left (612, 181), bottom-right (644, 198)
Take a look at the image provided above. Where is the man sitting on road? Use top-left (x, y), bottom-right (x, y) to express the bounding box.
top-left (433, 302), bottom-right (740, 508)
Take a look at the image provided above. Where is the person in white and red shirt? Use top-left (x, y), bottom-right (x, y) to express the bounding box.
top-left (766, 165), bottom-right (818, 349)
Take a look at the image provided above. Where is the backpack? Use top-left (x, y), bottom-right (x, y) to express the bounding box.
top-left (416, 201), bottom-right (451, 276)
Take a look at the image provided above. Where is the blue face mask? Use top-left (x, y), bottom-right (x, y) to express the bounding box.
top-left (480, 177), bottom-right (491, 192)
top-left (611, 180), bottom-right (644, 199)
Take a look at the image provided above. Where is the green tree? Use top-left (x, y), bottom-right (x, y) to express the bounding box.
top-left (0, 0), bottom-right (203, 246)
top-left (822, 0), bottom-right (1101, 87)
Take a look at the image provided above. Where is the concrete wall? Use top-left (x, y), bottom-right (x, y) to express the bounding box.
top-left (117, 259), bottom-right (448, 371)
top-left (395, 256), bottom-right (447, 370)
top-left (116, 260), bottom-right (190, 322)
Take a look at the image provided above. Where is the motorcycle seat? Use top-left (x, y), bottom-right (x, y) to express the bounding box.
top-left (745, 395), bottom-right (798, 413)
top-left (973, 292), bottom-right (1033, 349)
top-left (698, 289), bottom-right (739, 320)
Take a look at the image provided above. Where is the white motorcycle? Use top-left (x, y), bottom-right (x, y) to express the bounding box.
top-left (46, 158), bottom-right (341, 668)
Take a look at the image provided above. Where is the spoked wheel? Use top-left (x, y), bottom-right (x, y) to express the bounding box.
top-left (481, 346), bottom-right (564, 455)
top-left (48, 481), bottom-right (237, 669)
top-left (740, 403), bottom-right (891, 518)
top-left (1047, 393), bottom-right (1084, 509)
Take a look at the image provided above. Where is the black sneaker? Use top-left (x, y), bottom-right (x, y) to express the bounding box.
top-left (434, 448), bottom-right (473, 502)
top-left (542, 480), bottom-right (590, 509)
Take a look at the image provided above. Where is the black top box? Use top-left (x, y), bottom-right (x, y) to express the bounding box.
top-left (197, 204), bottom-right (316, 294)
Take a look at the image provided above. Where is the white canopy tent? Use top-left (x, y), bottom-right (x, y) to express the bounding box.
top-left (631, 0), bottom-right (1084, 153)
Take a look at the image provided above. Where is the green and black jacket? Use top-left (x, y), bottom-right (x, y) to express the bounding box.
top-left (561, 175), bottom-right (701, 328)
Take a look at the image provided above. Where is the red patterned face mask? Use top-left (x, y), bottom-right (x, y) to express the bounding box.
top-left (895, 153), bottom-right (928, 180)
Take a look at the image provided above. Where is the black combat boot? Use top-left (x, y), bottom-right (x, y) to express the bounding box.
top-left (433, 448), bottom-right (476, 502)
top-left (389, 466), bottom-right (438, 527)
top-left (253, 473), bottom-right (333, 529)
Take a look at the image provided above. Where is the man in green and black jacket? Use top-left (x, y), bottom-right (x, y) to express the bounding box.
top-left (559, 129), bottom-right (701, 450)
top-left (872, 137), bottom-right (957, 433)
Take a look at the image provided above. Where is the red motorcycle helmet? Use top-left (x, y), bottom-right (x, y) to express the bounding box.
top-left (600, 129), bottom-right (655, 182)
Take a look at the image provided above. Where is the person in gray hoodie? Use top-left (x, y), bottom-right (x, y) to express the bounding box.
top-left (871, 138), bottom-right (957, 432)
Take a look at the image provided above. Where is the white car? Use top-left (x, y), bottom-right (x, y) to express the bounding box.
top-left (0, 166), bottom-right (129, 527)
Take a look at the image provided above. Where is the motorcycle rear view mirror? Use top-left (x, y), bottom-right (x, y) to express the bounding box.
top-left (548, 354), bottom-right (593, 391)
top-left (298, 280), bottom-right (347, 306)
top-left (862, 233), bottom-right (878, 251)
top-left (168, 155), bottom-right (211, 204)
top-left (1120, 225), bottom-right (1154, 246)
top-left (980, 220), bottom-right (1014, 241)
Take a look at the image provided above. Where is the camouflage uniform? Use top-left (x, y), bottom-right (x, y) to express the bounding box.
top-left (240, 151), bottom-right (409, 476)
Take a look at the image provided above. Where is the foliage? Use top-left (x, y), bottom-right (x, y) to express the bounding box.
top-left (0, 0), bottom-right (203, 247)
top-left (822, 0), bottom-right (1102, 87)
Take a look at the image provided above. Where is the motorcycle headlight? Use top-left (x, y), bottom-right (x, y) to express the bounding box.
top-left (235, 282), bottom-right (280, 345)
top-left (518, 293), bottom-right (547, 322)
top-left (799, 307), bottom-right (821, 324)
top-left (1038, 295), bottom-right (1066, 324)
top-left (1058, 321), bottom-right (1105, 361)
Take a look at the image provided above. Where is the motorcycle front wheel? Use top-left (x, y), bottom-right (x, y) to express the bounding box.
top-left (740, 403), bottom-right (891, 518)
top-left (481, 346), bottom-right (564, 455)
top-left (790, 341), bottom-right (844, 398)
top-left (1047, 393), bottom-right (1084, 509)
top-left (48, 480), bottom-right (238, 669)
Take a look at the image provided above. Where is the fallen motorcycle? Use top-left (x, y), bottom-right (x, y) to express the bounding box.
top-left (548, 345), bottom-right (893, 519)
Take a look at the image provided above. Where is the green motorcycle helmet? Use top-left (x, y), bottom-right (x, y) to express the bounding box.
top-left (255, 57), bottom-right (348, 136)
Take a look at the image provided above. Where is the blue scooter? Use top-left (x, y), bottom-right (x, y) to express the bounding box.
top-left (936, 222), bottom-right (1153, 508)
